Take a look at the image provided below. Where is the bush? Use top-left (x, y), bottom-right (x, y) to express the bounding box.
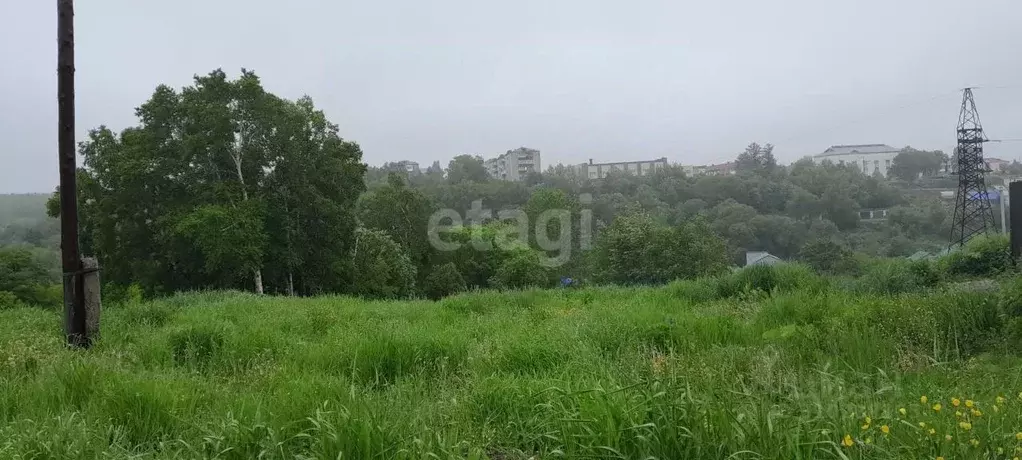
top-left (937, 234), bottom-right (1011, 279)
top-left (490, 250), bottom-right (551, 290)
top-left (105, 283), bottom-right (145, 306)
top-left (714, 263), bottom-right (824, 299)
top-left (422, 263), bottom-right (467, 300)
top-left (854, 259), bottom-right (926, 295)
top-left (0, 291), bottom-right (26, 310)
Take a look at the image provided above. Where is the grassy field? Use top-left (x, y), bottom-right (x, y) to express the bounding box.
top-left (3, 267), bottom-right (1022, 459)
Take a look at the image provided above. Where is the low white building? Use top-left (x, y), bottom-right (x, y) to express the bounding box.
top-left (576, 157), bottom-right (668, 179)
top-left (812, 144), bottom-right (900, 178)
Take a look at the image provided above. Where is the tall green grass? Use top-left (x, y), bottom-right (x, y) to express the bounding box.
top-left (3, 271), bottom-right (1022, 458)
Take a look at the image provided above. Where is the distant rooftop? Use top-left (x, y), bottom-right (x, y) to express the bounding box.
top-left (815, 144), bottom-right (899, 158)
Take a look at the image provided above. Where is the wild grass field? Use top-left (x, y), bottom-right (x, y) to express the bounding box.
top-left (3, 265), bottom-right (1022, 459)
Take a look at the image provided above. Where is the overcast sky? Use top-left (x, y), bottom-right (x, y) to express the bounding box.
top-left (2, 0), bottom-right (1021, 193)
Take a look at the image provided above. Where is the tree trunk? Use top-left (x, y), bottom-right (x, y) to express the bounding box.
top-left (287, 271), bottom-right (295, 297)
top-left (233, 132), bottom-right (265, 295)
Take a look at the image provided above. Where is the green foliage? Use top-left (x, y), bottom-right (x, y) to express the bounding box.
top-left (357, 173), bottom-right (437, 276)
top-left (0, 246), bottom-right (58, 306)
top-left (53, 69), bottom-right (365, 296)
top-left (593, 211), bottom-right (729, 285)
top-left (888, 147), bottom-right (947, 182)
top-left (734, 142), bottom-right (777, 173)
top-left (854, 258), bottom-right (941, 295)
top-left (0, 291), bottom-right (26, 310)
top-left (446, 154), bottom-right (489, 184)
top-left (350, 228), bottom-right (417, 299)
top-left (489, 250), bottom-right (552, 290)
top-left (937, 234), bottom-right (1012, 279)
top-left (713, 263), bottom-right (825, 298)
top-left (422, 263), bottom-right (467, 300)
top-left (172, 202), bottom-right (268, 277)
top-left (798, 238), bottom-right (859, 275)
top-left (2, 282), bottom-right (1021, 458)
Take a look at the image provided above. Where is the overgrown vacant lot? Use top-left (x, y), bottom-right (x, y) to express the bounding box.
top-left (4, 271), bottom-right (1022, 459)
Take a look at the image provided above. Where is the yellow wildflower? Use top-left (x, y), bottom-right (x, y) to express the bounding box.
top-left (997, 395), bottom-right (1007, 404)
top-left (953, 398), bottom-right (961, 407)
top-left (1018, 391), bottom-right (1022, 400)
top-left (842, 434), bottom-right (854, 447)
top-left (955, 410), bottom-right (963, 418)
top-left (899, 407), bottom-right (907, 416)
top-left (919, 421), bottom-right (927, 428)
top-left (921, 395), bottom-right (929, 404)
top-left (971, 408), bottom-right (982, 417)
top-left (865, 416), bottom-right (872, 425)
top-left (881, 425), bottom-right (890, 434)
top-left (865, 436), bottom-right (873, 444)
top-left (933, 403), bottom-right (942, 412)
top-left (965, 399), bottom-right (974, 408)
top-left (946, 434), bottom-right (954, 441)
top-left (937, 457), bottom-right (945, 460)
top-left (959, 421), bottom-right (972, 431)
top-left (1016, 432), bottom-right (1022, 441)
top-left (970, 438), bottom-right (980, 447)
top-left (928, 428), bottom-right (936, 435)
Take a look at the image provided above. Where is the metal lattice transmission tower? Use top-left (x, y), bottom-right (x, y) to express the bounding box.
top-left (948, 88), bottom-right (996, 249)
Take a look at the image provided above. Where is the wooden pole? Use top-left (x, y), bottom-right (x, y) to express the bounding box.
top-left (57, 0), bottom-right (87, 348)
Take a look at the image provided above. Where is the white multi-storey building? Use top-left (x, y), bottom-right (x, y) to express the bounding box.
top-left (812, 144), bottom-right (900, 177)
top-left (485, 147), bottom-right (542, 181)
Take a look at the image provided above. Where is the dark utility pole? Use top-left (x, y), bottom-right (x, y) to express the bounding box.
top-left (1011, 181), bottom-right (1022, 263)
top-left (948, 88), bottom-right (996, 250)
top-left (58, 0), bottom-right (87, 348)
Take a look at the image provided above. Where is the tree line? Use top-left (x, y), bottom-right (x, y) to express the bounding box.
top-left (0, 68), bottom-right (988, 305)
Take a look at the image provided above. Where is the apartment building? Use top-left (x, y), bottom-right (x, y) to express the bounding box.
top-left (484, 147), bottom-right (542, 181)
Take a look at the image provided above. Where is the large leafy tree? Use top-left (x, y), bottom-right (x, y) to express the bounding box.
top-left (350, 228), bottom-right (416, 299)
top-left (735, 142), bottom-right (777, 173)
top-left (592, 210), bottom-right (729, 285)
top-left (446, 155), bottom-right (490, 184)
top-left (49, 69), bottom-right (365, 296)
top-left (888, 147), bottom-right (947, 182)
top-left (357, 173), bottom-right (438, 278)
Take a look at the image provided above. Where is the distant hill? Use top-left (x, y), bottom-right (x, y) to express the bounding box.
top-left (0, 193), bottom-right (59, 249)
top-left (0, 193), bottom-right (50, 228)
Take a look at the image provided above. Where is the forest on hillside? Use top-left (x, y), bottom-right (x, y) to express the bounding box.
top-left (1, 68), bottom-right (1016, 306)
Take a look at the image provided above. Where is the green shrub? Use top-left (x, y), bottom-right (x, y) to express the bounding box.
top-left (422, 262), bottom-right (467, 300)
top-left (1005, 317), bottom-right (1022, 353)
top-left (489, 250), bottom-right (551, 290)
top-left (714, 263), bottom-right (824, 298)
top-left (105, 283), bottom-right (145, 306)
top-left (999, 277), bottom-right (1022, 318)
top-left (938, 234), bottom-right (1011, 279)
top-left (854, 259), bottom-right (926, 295)
top-left (0, 291), bottom-right (26, 310)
